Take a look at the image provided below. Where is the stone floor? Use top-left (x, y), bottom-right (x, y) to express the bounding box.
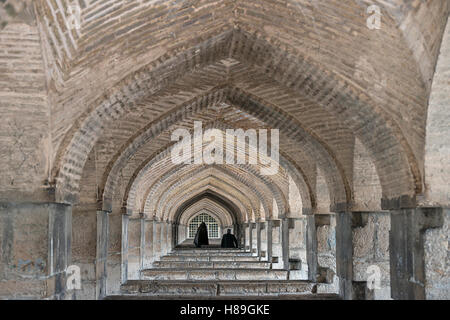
top-left (109, 245), bottom-right (339, 300)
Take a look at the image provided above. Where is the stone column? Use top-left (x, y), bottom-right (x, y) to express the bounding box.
top-left (423, 208), bottom-right (449, 299)
top-left (126, 217), bottom-right (141, 280)
top-left (351, 212), bottom-right (391, 300)
top-left (336, 211), bottom-right (380, 300)
top-left (256, 221), bottom-right (262, 258)
top-left (152, 219), bottom-right (161, 263)
top-left (241, 223), bottom-right (247, 250)
top-left (259, 222), bottom-right (266, 260)
top-left (48, 203), bottom-right (72, 300)
top-left (142, 218), bottom-right (154, 268)
top-left (0, 202), bottom-right (72, 300)
top-left (166, 221), bottom-right (173, 253)
top-left (306, 214), bottom-right (334, 282)
top-left (139, 216), bottom-right (145, 273)
top-left (251, 222), bottom-right (258, 256)
top-left (121, 214), bottom-right (129, 284)
top-left (306, 214), bottom-right (318, 282)
top-left (96, 210), bottom-right (109, 299)
top-left (335, 211), bottom-right (354, 300)
top-left (248, 223), bottom-right (254, 255)
top-left (160, 221), bottom-right (167, 256)
top-left (287, 218), bottom-right (304, 272)
top-left (281, 218), bottom-right (290, 270)
top-left (172, 221), bottom-right (178, 247)
top-left (266, 220), bottom-right (273, 262)
top-left (389, 207), bottom-right (444, 300)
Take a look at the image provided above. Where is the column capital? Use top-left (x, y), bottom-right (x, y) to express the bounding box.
top-left (96, 210), bottom-right (112, 215)
top-left (314, 214), bottom-right (331, 227)
top-left (267, 219), bottom-right (281, 227)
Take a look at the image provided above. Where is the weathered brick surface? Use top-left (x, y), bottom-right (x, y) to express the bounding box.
top-left (352, 138), bottom-right (382, 211)
top-left (0, 23), bottom-right (50, 201)
top-left (0, 0), bottom-right (448, 300)
top-left (424, 209), bottom-right (450, 299)
top-left (424, 18), bottom-right (450, 207)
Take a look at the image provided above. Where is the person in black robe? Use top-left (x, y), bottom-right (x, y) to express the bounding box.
top-left (194, 222), bottom-right (209, 247)
top-left (221, 229), bottom-right (238, 248)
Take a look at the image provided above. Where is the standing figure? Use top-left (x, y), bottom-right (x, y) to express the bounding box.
top-left (221, 229), bottom-right (238, 248)
top-left (194, 222), bottom-right (209, 247)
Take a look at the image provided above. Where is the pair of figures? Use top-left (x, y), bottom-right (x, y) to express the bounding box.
top-left (194, 222), bottom-right (238, 248)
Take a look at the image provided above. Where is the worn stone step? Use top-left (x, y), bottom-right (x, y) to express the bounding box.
top-left (160, 255), bottom-right (261, 262)
top-left (152, 261), bottom-right (272, 269)
top-left (169, 251), bottom-right (252, 256)
top-left (106, 294), bottom-right (341, 300)
top-left (141, 268), bottom-right (289, 281)
top-left (120, 280), bottom-right (320, 297)
top-left (174, 247), bottom-right (245, 252)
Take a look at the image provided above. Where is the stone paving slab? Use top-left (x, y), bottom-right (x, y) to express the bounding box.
top-left (120, 280), bottom-right (326, 297)
top-left (160, 255), bottom-right (262, 262)
top-left (168, 251), bottom-right (253, 256)
top-left (152, 261), bottom-right (272, 269)
top-left (141, 268), bottom-right (289, 281)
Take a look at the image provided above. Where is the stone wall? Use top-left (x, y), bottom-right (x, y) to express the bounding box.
top-left (352, 212), bottom-right (391, 300)
top-left (424, 209), bottom-right (450, 299)
top-left (0, 202), bottom-right (71, 299)
top-left (0, 22), bottom-right (50, 202)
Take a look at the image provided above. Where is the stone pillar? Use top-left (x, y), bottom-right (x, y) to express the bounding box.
top-left (281, 218), bottom-right (290, 270)
top-left (241, 223), bottom-right (247, 250)
top-left (233, 224), bottom-right (240, 246)
top-left (270, 220), bottom-right (283, 267)
top-left (172, 221), bottom-right (179, 247)
top-left (424, 208), bottom-right (449, 299)
top-left (152, 220), bottom-right (161, 263)
top-left (160, 221), bottom-right (167, 256)
top-left (287, 218), bottom-right (304, 272)
top-left (335, 212), bottom-right (354, 299)
top-left (96, 210), bottom-right (109, 299)
top-left (306, 214), bottom-right (336, 283)
top-left (142, 218), bottom-right (153, 268)
top-left (121, 215), bottom-right (129, 284)
top-left (0, 202), bottom-right (72, 300)
top-left (259, 222), bottom-right (267, 260)
top-left (266, 220), bottom-right (273, 263)
top-left (352, 212), bottom-right (391, 300)
top-left (336, 211), bottom-right (383, 300)
top-left (139, 216), bottom-right (145, 273)
top-left (306, 214), bottom-right (318, 282)
top-left (176, 223), bottom-right (184, 245)
top-left (166, 221), bottom-right (173, 253)
top-left (256, 221), bottom-right (262, 258)
top-left (248, 223), bottom-right (254, 254)
top-left (389, 207), bottom-right (444, 300)
top-left (317, 213), bottom-right (339, 295)
top-left (180, 224), bottom-right (187, 244)
top-left (126, 217), bottom-right (141, 280)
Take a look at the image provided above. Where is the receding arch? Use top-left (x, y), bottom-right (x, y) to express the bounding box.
top-left (122, 121), bottom-right (314, 217)
top-left (97, 89), bottom-right (345, 215)
top-left (53, 30), bottom-right (422, 210)
top-left (173, 190), bottom-right (242, 226)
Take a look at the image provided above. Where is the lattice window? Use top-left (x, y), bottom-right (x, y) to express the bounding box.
top-left (188, 213), bottom-right (220, 239)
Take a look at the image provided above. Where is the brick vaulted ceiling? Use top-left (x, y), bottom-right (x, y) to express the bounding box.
top-left (2, 0), bottom-right (447, 218)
